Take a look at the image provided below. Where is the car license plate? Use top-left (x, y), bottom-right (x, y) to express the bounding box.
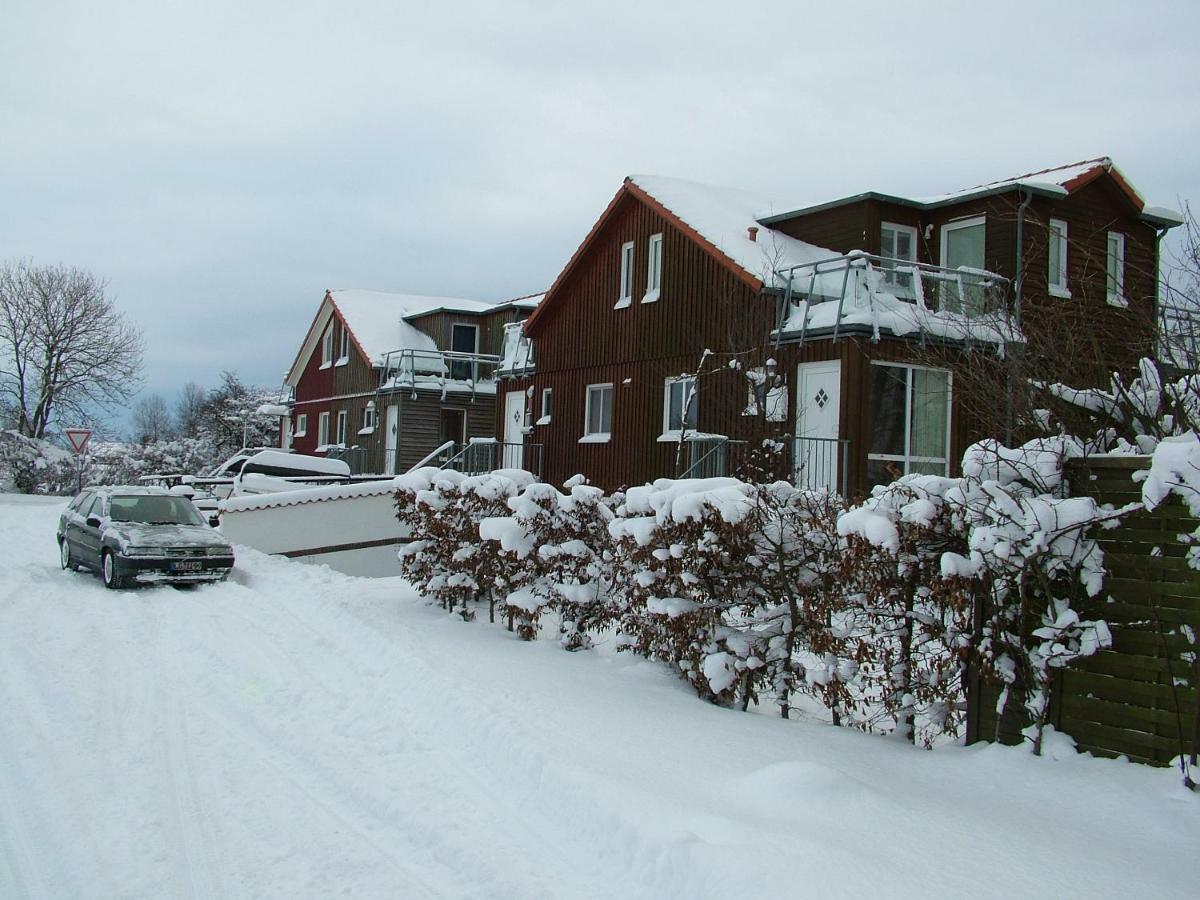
top-left (172, 560), bottom-right (204, 573)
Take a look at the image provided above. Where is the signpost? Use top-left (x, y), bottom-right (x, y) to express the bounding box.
top-left (65, 428), bottom-right (92, 493)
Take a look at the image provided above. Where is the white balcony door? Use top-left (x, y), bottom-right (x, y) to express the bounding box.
top-left (795, 360), bottom-right (841, 492)
top-left (385, 404), bottom-right (399, 475)
top-left (503, 390), bottom-right (525, 470)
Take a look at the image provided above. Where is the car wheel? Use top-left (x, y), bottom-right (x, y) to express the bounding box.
top-left (60, 538), bottom-right (74, 571)
top-left (102, 551), bottom-right (125, 590)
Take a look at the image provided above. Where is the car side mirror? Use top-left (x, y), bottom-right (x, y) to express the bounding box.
top-left (209, 515), bottom-right (221, 528)
top-left (86, 516), bottom-right (102, 528)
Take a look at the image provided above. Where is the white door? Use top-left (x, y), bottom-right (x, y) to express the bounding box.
top-left (503, 391), bottom-right (525, 470)
top-left (385, 404), bottom-right (399, 475)
top-left (795, 361), bottom-right (842, 492)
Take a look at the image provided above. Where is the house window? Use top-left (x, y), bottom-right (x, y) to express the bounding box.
top-left (336, 325), bottom-right (350, 364)
top-left (880, 222), bottom-right (918, 294)
top-left (1048, 219), bottom-right (1070, 298)
top-left (361, 401), bottom-right (376, 433)
top-left (537, 387), bottom-right (552, 425)
top-left (662, 377), bottom-right (698, 435)
top-left (940, 216), bottom-right (987, 314)
top-left (317, 411), bottom-right (330, 447)
top-left (867, 362), bottom-right (951, 486)
top-left (450, 323), bottom-right (479, 380)
top-left (321, 326), bottom-right (334, 367)
top-left (1107, 231), bottom-right (1126, 305)
top-left (294, 413), bottom-right (308, 437)
top-left (643, 233), bottom-right (663, 303)
top-left (581, 383), bottom-right (613, 442)
top-left (615, 241), bottom-right (635, 309)
top-left (336, 410), bottom-right (348, 445)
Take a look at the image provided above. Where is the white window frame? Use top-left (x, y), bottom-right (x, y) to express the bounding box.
top-left (360, 400), bottom-right (376, 434)
top-left (537, 387), bottom-right (552, 426)
top-left (866, 361), bottom-right (952, 478)
top-left (317, 411), bottom-right (330, 448)
top-left (336, 324), bottom-right (350, 365)
top-left (294, 413), bottom-right (308, 437)
top-left (615, 241), bottom-right (635, 309)
top-left (642, 233), bottom-right (663, 303)
top-left (580, 383), bottom-right (613, 443)
top-left (320, 326), bottom-right (334, 368)
top-left (335, 410), bottom-right (348, 446)
top-left (1048, 218), bottom-right (1070, 298)
top-left (1107, 231), bottom-right (1126, 305)
top-left (660, 376), bottom-right (697, 439)
top-left (939, 215), bottom-right (986, 268)
top-left (880, 222), bottom-right (918, 294)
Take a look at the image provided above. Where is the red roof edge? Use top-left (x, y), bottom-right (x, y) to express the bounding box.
top-left (524, 178), bottom-right (763, 336)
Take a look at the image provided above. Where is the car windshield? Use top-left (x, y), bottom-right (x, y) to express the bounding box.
top-left (108, 495), bottom-right (206, 526)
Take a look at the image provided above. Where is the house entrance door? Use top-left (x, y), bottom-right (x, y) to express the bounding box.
top-left (503, 390), bottom-right (525, 470)
top-left (795, 360), bottom-right (842, 492)
top-left (385, 404), bottom-right (399, 475)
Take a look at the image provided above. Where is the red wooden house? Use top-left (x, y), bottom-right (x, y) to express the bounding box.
top-left (283, 289), bottom-right (540, 475)
top-left (498, 158), bottom-right (1183, 493)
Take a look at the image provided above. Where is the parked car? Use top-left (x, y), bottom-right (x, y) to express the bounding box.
top-left (57, 485), bottom-right (235, 589)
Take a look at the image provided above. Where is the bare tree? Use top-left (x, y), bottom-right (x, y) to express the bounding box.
top-left (174, 381), bottom-right (207, 438)
top-left (131, 394), bottom-right (174, 444)
top-left (0, 260), bottom-right (144, 438)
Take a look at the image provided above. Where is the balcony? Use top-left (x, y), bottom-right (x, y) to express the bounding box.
top-left (497, 321), bottom-right (535, 377)
top-left (377, 348), bottom-right (504, 400)
top-left (773, 253), bottom-right (1016, 347)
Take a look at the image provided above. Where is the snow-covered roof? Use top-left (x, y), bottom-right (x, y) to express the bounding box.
top-left (331, 290), bottom-right (481, 364)
top-left (760, 157), bottom-right (1183, 227)
top-left (628, 175), bottom-right (834, 287)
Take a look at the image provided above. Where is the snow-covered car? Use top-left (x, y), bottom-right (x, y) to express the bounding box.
top-left (57, 485), bottom-right (235, 589)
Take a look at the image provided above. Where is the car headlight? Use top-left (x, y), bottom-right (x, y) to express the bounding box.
top-left (126, 546), bottom-right (166, 557)
top-left (207, 545), bottom-right (233, 557)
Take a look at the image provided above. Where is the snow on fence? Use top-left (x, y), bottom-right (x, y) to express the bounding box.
top-left (219, 479), bottom-right (411, 577)
top-left (968, 455), bottom-right (1200, 768)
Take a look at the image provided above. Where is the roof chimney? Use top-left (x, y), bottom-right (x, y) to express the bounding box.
top-left (747, 226), bottom-right (759, 242)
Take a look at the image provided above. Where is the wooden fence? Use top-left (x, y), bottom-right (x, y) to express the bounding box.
top-left (967, 456), bottom-right (1200, 765)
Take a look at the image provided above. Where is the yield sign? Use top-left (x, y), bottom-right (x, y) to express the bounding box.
top-left (64, 429), bottom-right (92, 453)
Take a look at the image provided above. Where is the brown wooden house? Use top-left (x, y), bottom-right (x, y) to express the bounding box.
top-left (283, 289), bottom-right (540, 474)
top-left (498, 158), bottom-right (1183, 493)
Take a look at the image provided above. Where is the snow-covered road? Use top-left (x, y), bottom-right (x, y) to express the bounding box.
top-left (1, 494), bottom-right (1197, 899)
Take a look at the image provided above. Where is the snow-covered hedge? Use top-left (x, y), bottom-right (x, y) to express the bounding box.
top-left (394, 439), bottom-right (1124, 753)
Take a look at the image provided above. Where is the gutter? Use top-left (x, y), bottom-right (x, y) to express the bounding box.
top-left (1013, 186), bottom-right (1035, 329)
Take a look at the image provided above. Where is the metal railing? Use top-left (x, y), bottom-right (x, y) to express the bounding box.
top-left (678, 436), bottom-right (746, 479)
top-left (437, 439), bottom-right (544, 479)
top-left (792, 436), bottom-right (849, 495)
top-left (324, 444), bottom-right (368, 475)
top-left (377, 348), bottom-right (505, 398)
top-left (774, 253), bottom-right (1012, 345)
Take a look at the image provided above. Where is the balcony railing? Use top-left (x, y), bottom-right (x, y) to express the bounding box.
top-left (677, 434), bottom-right (850, 495)
top-left (497, 322), bottom-right (535, 377)
top-left (438, 438), bottom-right (544, 479)
top-left (378, 348), bottom-right (504, 399)
top-left (774, 253), bottom-right (1014, 346)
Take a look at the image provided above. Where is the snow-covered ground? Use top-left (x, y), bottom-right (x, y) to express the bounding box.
top-left (1, 493), bottom-right (1197, 899)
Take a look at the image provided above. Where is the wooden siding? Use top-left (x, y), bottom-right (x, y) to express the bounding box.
top-left (406, 307), bottom-right (525, 357)
top-left (770, 201), bottom-right (871, 255)
top-left (392, 390), bottom-right (496, 474)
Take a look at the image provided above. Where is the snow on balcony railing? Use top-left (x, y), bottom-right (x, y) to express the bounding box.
top-left (377, 348), bottom-right (504, 398)
top-left (498, 321), bottom-right (535, 376)
top-left (774, 253), bottom-right (1017, 347)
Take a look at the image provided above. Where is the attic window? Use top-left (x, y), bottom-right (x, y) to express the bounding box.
top-left (1106, 232), bottom-right (1126, 307)
top-left (615, 241), bottom-right (635, 309)
top-left (1048, 219), bottom-right (1070, 298)
top-left (642, 233), bottom-right (663, 303)
top-left (336, 325), bottom-right (350, 365)
top-left (320, 327), bottom-right (334, 368)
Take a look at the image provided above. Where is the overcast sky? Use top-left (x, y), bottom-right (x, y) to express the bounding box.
top-left (3, 0), bottom-right (1198, 432)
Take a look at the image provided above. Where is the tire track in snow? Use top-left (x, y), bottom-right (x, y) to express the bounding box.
top-left (207, 583), bottom-right (641, 898)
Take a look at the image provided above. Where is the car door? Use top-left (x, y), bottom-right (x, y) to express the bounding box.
top-left (77, 494), bottom-right (106, 568)
top-left (61, 490), bottom-right (90, 553)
